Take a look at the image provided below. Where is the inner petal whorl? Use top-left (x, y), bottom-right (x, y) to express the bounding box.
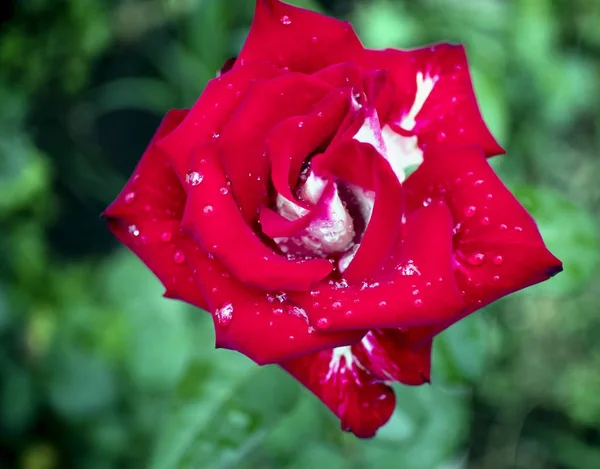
top-left (274, 171), bottom-right (355, 258)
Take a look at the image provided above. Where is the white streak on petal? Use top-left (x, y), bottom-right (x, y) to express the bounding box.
top-left (400, 72), bottom-right (438, 131)
top-left (381, 125), bottom-right (423, 181)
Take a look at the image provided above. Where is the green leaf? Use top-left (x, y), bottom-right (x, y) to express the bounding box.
top-left (151, 364), bottom-right (300, 469)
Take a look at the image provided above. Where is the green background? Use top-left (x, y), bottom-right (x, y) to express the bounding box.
top-left (1, 0), bottom-right (599, 468)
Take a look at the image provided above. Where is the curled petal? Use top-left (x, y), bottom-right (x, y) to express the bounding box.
top-left (282, 346), bottom-right (395, 438)
top-left (218, 73), bottom-right (334, 221)
top-left (353, 329), bottom-right (432, 385)
top-left (311, 140), bottom-right (404, 281)
top-left (178, 237), bottom-right (364, 365)
top-left (238, 0), bottom-right (364, 73)
top-left (290, 201), bottom-right (464, 331)
top-left (404, 146), bottom-right (562, 334)
top-left (181, 140), bottom-right (333, 291)
top-left (104, 110), bottom-right (207, 309)
top-left (157, 61), bottom-right (284, 182)
top-left (362, 44), bottom-right (504, 158)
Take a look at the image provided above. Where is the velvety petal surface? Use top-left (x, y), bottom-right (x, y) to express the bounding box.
top-left (177, 236), bottom-right (365, 365)
top-left (181, 140), bottom-right (334, 291)
top-left (157, 61), bottom-right (284, 183)
top-left (403, 145), bottom-right (563, 343)
top-left (289, 201), bottom-right (464, 331)
top-left (104, 110), bottom-right (207, 309)
top-left (237, 0), bottom-right (364, 73)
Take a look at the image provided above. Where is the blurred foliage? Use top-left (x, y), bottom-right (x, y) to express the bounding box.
top-left (1, 0), bottom-right (599, 468)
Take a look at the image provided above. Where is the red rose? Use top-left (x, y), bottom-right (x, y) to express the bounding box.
top-left (104, 0), bottom-right (561, 437)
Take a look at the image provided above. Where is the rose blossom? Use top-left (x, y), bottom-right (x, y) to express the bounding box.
top-left (104, 0), bottom-right (562, 437)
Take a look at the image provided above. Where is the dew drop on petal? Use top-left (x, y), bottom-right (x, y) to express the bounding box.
top-left (280, 15), bottom-right (291, 25)
top-left (480, 216), bottom-right (490, 226)
top-left (332, 301), bottom-right (342, 310)
top-left (464, 206), bottom-right (477, 217)
top-left (124, 192), bottom-right (136, 204)
top-left (493, 255), bottom-right (504, 265)
top-left (186, 171), bottom-right (204, 186)
top-left (219, 187), bottom-right (229, 195)
top-left (493, 275), bottom-right (500, 282)
top-left (413, 299), bottom-right (423, 307)
top-left (499, 224), bottom-right (508, 231)
top-left (468, 252), bottom-right (486, 266)
top-left (378, 301), bottom-right (387, 309)
top-left (128, 225), bottom-right (140, 237)
top-left (514, 226), bottom-right (523, 232)
top-left (317, 317), bottom-right (329, 328)
top-left (203, 205), bottom-right (214, 216)
top-left (173, 251), bottom-right (186, 264)
top-left (215, 303), bottom-right (234, 327)
top-left (161, 231), bottom-right (173, 243)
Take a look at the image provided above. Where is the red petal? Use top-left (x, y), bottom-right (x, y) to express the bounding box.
top-left (311, 140), bottom-right (404, 281)
top-left (282, 346), bottom-right (395, 438)
top-left (181, 140), bottom-right (333, 292)
top-left (238, 0), bottom-right (364, 73)
top-left (267, 88), bottom-right (350, 204)
top-left (404, 145), bottom-right (562, 340)
top-left (361, 44), bottom-right (504, 157)
top-left (104, 110), bottom-right (207, 309)
top-left (178, 237), bottom-right (364, 365)
top-left (289, 201), bottom-right (464, 331)
top-left (218, 73), bottom-right (333, 221)
top-left (157, 61), bottom-right (283, 183)
top-left (353, 329), bottom-right (432, 385)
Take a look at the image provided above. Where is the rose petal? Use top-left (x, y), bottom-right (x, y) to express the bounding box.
top-left (403, 145), bottom-right (562, 341)
top-left (353, 329), bottom-right (432, 385)
top-left (157, 61), bottom-right (284, 183)
top-left (237, 0), bottom-right (364, 73)
top-left (311, 140), bottom-right (404, 281)
top-left (178, 237), bottom-right (364, 365)
top-left (104, 110), bottom-right (207, 309)
top-left (289, 201), bottom-right (464, 331)
top-left (281, 346), bottom-right (395, 438)
top-left (218, 72), bottom-right (334, 221)
top-left (361, 44), bottom-right (504, 157)
top-left (181, 140), bottom-right (333, 291)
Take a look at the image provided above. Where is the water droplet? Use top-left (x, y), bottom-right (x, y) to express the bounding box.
top-left (280, 15), bottom-right (291, 25)
top-left (273, 307), bottom-right (284, 316)
top-left (297, 121), bottom-right (304, 128)
top-left (499, 223), bottom-right (508, 231)
top-left (412, 289), bottom-right (420, 296)
top-left (212, 132), bottom-right (220, 139)
top-left (423, 197), bottom-right (432, 207)
top-left (480, 216), bottom-right (490, 226)
top-left (219, 187), bottom-right (229, 195)
top-left (124, 192), bottom-right (135, 204)
top-left (464, 206), bottom-right (476, 217)
top-left (451, 96), bottom-right (458, 103)
top-left (317, 317), bottom-right (329, 328)
top-left (311, 36), bottom-right (318, 43)
top-left (514, 226), bottom-right (523, 232)
top-left (186, 171), bottom-right (204, 186)
top-left (378, 301), bottom-right (387, 308)
top-left (492, 255), bottom-right (504, 265)
top-left (344, 310), bottom-right (353, 317)
top-left (203, 205), bottom-right (214, 216)
top-left (173, 251), bottom-right (186, 264)
top-left (493, 275), bottom-right (500, 282)
top-left (161, 231), bottom-right (173, 243)
top-left (215, 303), bottom-right (233, 327)
top-left (128, 225), bottom-right (140, 237)
top-left (473, 179), bottom-right (484, 186)
top-left (289, 335), bottom-right (295, 340)
top-left (413, 299), bottom-right (423, 307)
top-left (332, 301), bottom-right (342, 310)
top-left (468, 252), bottom-right (486, 266)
